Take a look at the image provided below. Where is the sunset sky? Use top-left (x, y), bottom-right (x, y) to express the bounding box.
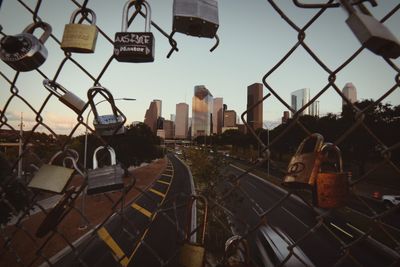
top-left (1, 0), bottom-right (399, 135)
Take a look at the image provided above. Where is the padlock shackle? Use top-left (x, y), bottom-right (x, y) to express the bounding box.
top-left (43, 79), bottom-right (69, 98)
top-left (122, 0), bottom-right (152, 32)
top-left (319, 143), bottom-right (343, 172)
top-left (295, 133), bottom-right (324, 155)
top-left (63, 156), bottom-right (85, 178)
top-left (92, 146), bottom-right (117, 170)
top-left (87, 86), bottom-right (120, 121)
top-left (185, 195), bottom-right (208, 244)
top-left (70, 8), bottom-right (97, 25)
top-left (49, 149), bottom-right (80, 165)
top-left (224, 235), bottom-right (251, 264)
top-left (23, 21), bottom-right (52, 44)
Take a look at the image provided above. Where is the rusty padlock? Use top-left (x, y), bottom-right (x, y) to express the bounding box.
top-left (61, 8), bottom-right (98, 53)
top-left (283, 133), bottom-right (324, 188)
top-left (43, 79), bottom-right (86, 114)
top-left (314, 143), bottom-right (350, 209)
top-left (179, 195), bottom-right (208, 267)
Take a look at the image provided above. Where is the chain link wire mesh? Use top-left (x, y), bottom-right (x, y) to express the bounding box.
top-left (1, 0), bottom-right (400, 266)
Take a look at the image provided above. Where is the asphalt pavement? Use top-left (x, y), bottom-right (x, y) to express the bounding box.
top-left (221, 164), bottom-right (400, 267)
top-left (52, 154), bottom-right (193, 267)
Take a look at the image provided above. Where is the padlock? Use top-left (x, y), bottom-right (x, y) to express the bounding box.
top-left (114, 0), bottom-right (155, 62)
top-left (314, 143), bottom-right (350, 209)
top-left (0, 21), bottom-right (52, 71)
top-left (28, 149), bottom-right (81, 194)
top-left (61, 8), bottom-right (98, 53)
top-left (87, 146), bottom-right (124, 195)
top-left (87, 86), bottom-right (126, 136)
top-left (173, 0), bottom-right (219, 38)
top-left (43, 79), bottom-right (86, 114)
top-left (221, 236), bottom-right (253, 267)
top-left (179, 195), bottom-right (208, 267)
top-left (341, 0), bottom-right (400, 59)
top-left (283, 133), bottom-right (324, 188)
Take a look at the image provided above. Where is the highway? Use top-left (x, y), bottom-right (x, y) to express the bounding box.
top-left (220, 164), bottom-right (400, 267)
top-left (53, 154), bottom-right (193, 267)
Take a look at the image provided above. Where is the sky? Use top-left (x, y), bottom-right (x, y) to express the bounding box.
top-left (0, 0), bottom-right (399, 135)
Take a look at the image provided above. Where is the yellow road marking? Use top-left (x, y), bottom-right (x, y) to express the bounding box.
top-left (162, 173), bottom-right (173, 177)
top-left (97, 227), bottom-right (129, 266)
top-left (149, 188), bottom-right (165, 198)
top-left (157, 180), bottom-right (170, 185)
top-left (131, 203), bottom-right (152, 218)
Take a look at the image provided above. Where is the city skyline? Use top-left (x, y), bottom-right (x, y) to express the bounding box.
top-left (1, 1), bottom-right (399, 135)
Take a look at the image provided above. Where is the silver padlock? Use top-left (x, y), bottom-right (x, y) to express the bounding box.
top-left (87, 86), bottom-right (127, 136)
top-left (0, 21), bottom-right (52, 71)
top-left (43, 79), bottom-right (86, 114)
top-left (173, 0), bottom-right (219, 38)
top-left (341, 0), bottom-right (400, 59)
top-left (87, 146), bottom-right (124, 195)
top-left (61, 8), bottom-right (98, 53)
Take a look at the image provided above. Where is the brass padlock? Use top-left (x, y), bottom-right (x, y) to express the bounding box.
top-left (28, 149), bottom-right (81, 194)
top-left (87, 146), bottom-right (124, 195)
top-left (283, 133), bottom-right (324, 188)
top-left (314, 143), bottom-right (350, 209)
top-left (87, 86), bottom-right (127, 136)
top-left (0, 21), bottom-right (52, 71)
top-left (173, 0), bottom-right (219, 38)
top-left (61, 8), bottom-right (98, 53)
top-left (43, 79), bottom-right (86, 114)
top-left (114, 0), bottom-right (155, 62)
top-left (341, 0), bottom-right (400, 59)
top-left (180, 195), bottom-right (208, 267)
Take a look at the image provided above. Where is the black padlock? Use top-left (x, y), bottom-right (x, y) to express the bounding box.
top-left (114, 0), bottom-right (155, 62)
top-left (0, 21), bottom-right (52, 71)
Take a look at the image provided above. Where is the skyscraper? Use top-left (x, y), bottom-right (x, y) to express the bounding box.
top-left (213, 97), bottom-right (223, 134)
top-left (175, 103), bottom-right (189, 139)
top-left (224, 110), bottom-right (236, 127)
top-left (282, 111), bottom-right (290, 123)
top-left (192, 85), bottom-right (213, 138)
top-left (163, 120), bottom-right (174, 139)
top-left (291, 88), bottom-right (310, 116)
top-left (153, 99), bottom-right (162, 118)
top-left (247, 83), bottom-right (263, 130)
top-left (144, 101), bottom-right (158, 133)
top-left (342, 82), bottom-right (357, 106)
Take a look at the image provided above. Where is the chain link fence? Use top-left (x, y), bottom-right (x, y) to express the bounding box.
top-left (1, 0), bottom-right (400, 266)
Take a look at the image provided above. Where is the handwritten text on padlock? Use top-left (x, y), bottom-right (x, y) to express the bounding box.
top-left (115, 34), bottom-right (151, 45)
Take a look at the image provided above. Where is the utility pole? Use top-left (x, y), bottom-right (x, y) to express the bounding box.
top-left (17, 112), bottom-right (24, 179)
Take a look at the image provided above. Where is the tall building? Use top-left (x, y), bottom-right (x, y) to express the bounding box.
top-left (192, 85), bottom-right (213, 138)
top-left (247, 83), bottom-right (263, 130)
top-left (282, 111), bottom-right (290, 123)
top-left (170, 114), bottom-right (176, 122)
top-left (224, 110), bottom-right (236, 127)
top-left (291, 88), bottom-right (310, 116)
top-left (153, 99), bottom-right (162, 118)
top-left (310, 101), bottom-right (320, 117)
top-left (213, 97), bottom-right (223, 134)
top-left (342, 82), bottom-right (357, 106)
top-left (144, 101), bottom-right (158, 133)
top-left (175, 103), bottom-right (189, 139)
top-left (163, 120), bottom-right (174, 139)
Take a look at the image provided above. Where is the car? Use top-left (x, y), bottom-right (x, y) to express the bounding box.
top-left (382, 195), bottom-right (400, 208)
top-left (255, 225), bottom-right (315, 267)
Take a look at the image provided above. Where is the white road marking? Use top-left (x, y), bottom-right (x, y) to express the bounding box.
top-left (330, 222), bottom-right (354, 238)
